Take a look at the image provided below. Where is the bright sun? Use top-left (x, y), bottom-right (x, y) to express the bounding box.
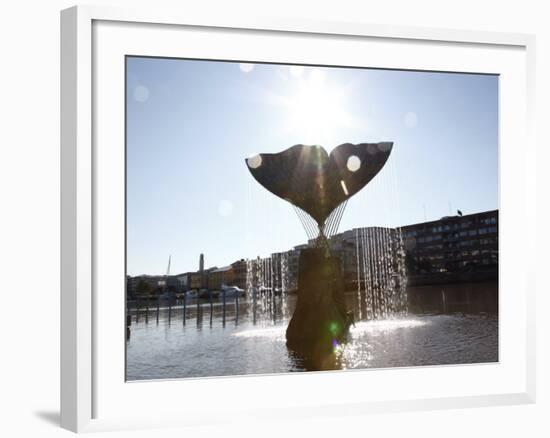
top-left (285, 69), bottom-right (352, 146)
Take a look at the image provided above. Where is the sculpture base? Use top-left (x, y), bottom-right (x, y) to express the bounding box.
top-left (286, 248), bottom-right (352, 370)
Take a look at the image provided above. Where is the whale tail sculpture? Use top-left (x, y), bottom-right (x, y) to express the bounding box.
top-left (245, 142), bottom-right (393, 369)
top-left (246, 142), bottom-right (392, 248)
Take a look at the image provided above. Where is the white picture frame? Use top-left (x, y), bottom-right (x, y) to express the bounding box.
top-left (60, 4), bottom-right (536, 433)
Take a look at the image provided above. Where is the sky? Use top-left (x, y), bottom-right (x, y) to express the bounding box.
top-left (126, 57), bottom-right (498, 276)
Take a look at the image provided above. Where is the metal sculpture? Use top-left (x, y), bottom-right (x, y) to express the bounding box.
top-left (246, 142), bottom-right (392, 248)
top-left (245, 142), bottom-right (393, 368)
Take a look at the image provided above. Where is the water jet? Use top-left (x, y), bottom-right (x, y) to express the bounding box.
top-left (245, 142), bottom-right (393, 367)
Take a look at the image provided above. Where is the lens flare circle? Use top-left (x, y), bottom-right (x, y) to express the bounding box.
top-left (247, 154), bottom-right (262, 169)
top-left (347, 155), bottom-right (361, 172)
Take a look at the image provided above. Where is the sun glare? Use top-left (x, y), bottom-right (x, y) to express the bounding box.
top-left (285, 69), bottom-right (352, 146)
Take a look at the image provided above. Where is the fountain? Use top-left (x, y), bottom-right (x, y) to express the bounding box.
top-left (245, 142), bottom-right (394, 366)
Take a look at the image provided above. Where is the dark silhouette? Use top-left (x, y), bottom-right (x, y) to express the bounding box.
top-left (246, 142), bottom-right (393, 369)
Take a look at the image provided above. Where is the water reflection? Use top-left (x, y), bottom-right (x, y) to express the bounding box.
top-left (350, 319), bottom-right (429, 334)
top-left (126, 284), bottom-right (498, 380)
top-left (234, 326), bottom-right (286, 339)
top-left (229, 318), bottom-right (432, 372)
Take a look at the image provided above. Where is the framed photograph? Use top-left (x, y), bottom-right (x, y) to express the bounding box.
top-left (61, 5), bottom-right (536, 432)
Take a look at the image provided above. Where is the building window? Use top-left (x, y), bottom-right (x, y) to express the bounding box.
top-left (480, 217), bottom-right (497, 225)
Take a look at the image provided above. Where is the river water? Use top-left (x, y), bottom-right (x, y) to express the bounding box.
top-left (126, 286), bottom-right (498, 381)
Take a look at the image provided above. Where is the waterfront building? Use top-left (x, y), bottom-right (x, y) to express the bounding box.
top-left (207, 265), bottom-right (234, 290)
top-left (189, 272), bottom-right (203, 290)
top-left (173, 272), bottom-right (195, 292)
top-left (400, 209), bottom-right (498, 278)
top-left (230, 259), bottom-right (247, 290)
top-left (126, 209), bottom-right (498, 298)
top-left (126, 274), bottom-right (167, 298)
